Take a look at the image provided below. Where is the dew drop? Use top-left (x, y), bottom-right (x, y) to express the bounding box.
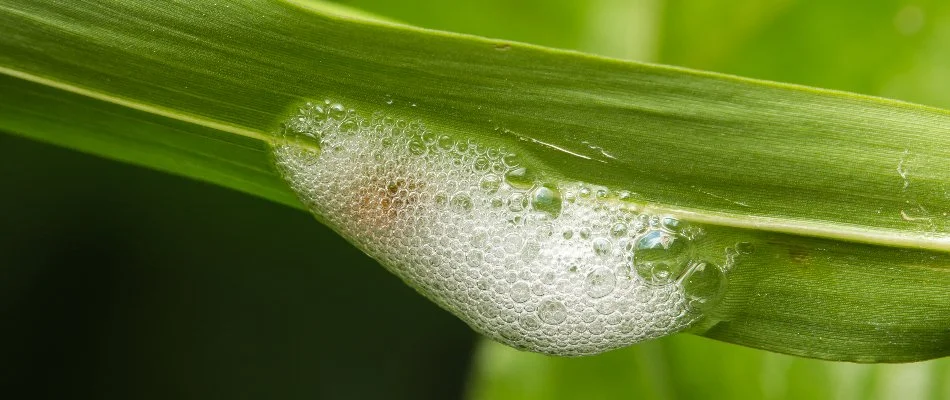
top-left (504, 167), bottom-right (536, 189)
top-left (530, 184), bottom-right (562, 217)
top-left (681, 261), bottom-right (725, 310)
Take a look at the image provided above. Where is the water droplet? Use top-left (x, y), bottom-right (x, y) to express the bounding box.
top-left (660, 216), bottom-right (681, 232)
top-left (585, 267), bottom-right (616, 298)
top-left (504, 167), bottom-right (536, 189)
top-left (538, 299), bottom-right (568, 324)
top-left (681, 261), bottom-right (725, 310)
top-left (530, 184), bottom-right (562, 217)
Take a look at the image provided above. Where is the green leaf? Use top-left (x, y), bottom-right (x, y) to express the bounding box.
top-left (1, 0), bottom-right (948, 362)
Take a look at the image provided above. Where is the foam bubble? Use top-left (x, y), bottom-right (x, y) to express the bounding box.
top-left (271, 100), bottom-right (726, 355)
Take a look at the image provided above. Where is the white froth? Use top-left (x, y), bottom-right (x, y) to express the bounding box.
top-left (272, 100), bottom-right (723, 355)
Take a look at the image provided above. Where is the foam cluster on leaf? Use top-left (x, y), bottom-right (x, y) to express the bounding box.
top-left (272, 100), bottom-right (726, 355)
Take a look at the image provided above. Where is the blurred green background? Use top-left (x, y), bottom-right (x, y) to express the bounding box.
top-left (2, 0), bottom-right (949, 398)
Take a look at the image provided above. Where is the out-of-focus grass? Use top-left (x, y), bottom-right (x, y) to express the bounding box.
top-left (467, 335), bottom-right (950, 400)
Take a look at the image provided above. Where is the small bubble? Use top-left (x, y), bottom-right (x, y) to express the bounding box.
top-left (538, 299), bottom-right (568, 324)
top-left (408, 139), bottom-right (427, 156)
top-left (437, 135), bottom-right (455, 151)
top-left (473, 157), bottom-right (491, 172)
top-left (596, 189), bottom-right (608, 199)
top-left (450, 192), bottom-right (473, 211)
top-left (541, 270), bottom-right (556, 285)
top-left (633, 230), bottom-right (690, 286)
top-left (585, 267), bottom-right (616, 298)
top-left (562, 230), bottom-right (574, 240)
top-left (328, 103), bottom-right (346, 120)
top-left (479, 174), bottom-right (501, 194)
top-left (490, 197), bottom-right (504, 208)
top-left (434, 192), bottom-right (449, 207)
top-left (510, 281), bottom-right (531, 303)
top-left (507, 193), bottom-right (528, 212)
top-left (503, 233), bottom-right (524, 254)
top-left (592, 238), bottom-right (612, 256)
top-left (531, 184), bottom-right (562, 218)
top-left (536, 223), bottom-right (554, 239)
top-left (610, 223), bottom-right (628, 238)
top-left (579, 187), bottom-right (591, 198)
top-left (579, 228), bottom-right (591, 240)
top-left (520, 314), bottom-right (541, 331)
top-left (339, 119), bottom-right (359, 134)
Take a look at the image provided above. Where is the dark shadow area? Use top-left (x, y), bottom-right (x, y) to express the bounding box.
top-left (0, 134), bottom-right (477, 399)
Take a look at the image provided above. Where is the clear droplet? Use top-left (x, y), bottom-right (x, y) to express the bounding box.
top-left (504, 167), bottom-right (536, 189)
top-left (681, 261), bottom-right (725, 310)
top-left (530, 184), bottom-right (562, 217)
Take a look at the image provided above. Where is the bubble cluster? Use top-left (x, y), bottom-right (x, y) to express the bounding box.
top-left (272, 100), bottom-right (728, 355)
